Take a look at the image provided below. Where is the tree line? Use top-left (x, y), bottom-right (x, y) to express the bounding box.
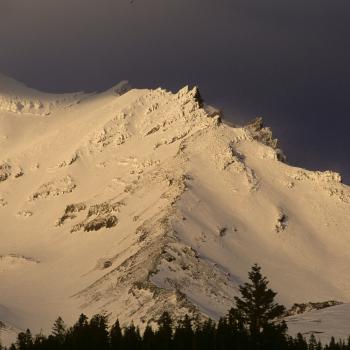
top-left (2, 264), bottom-right (349, 350)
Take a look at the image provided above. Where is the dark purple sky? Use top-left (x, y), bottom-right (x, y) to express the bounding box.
top-left (1, 0), bottom-right (349, 182)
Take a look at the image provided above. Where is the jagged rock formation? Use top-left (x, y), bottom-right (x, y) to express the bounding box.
top-left (1, 75), bottom-right (350, 344)
top-left (29, 176), bottom-right (76, 201)
top-left (0, 163), bottom-right (11, 182)
top-left (275, 209), bottom-right (288, 232)
top-left (286, 300), bottom-right (343, 316)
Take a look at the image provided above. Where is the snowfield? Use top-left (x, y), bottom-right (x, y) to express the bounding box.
top-left (1, 74), bottom-right (350, 345)
top-left (287, 303), bottom-right (350, 343)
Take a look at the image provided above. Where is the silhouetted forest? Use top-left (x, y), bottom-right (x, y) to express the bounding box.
top-left (2, 264), bottom-right (349, 350)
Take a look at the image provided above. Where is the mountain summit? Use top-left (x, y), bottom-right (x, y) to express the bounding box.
top-left (0, 77), bottom-right (350, 342)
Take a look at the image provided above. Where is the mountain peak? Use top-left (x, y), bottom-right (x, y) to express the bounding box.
top-left (0, 77), bottom-right (349, 345)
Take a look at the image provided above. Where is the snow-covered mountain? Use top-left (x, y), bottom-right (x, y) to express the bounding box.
top-left (1, 74), bottom-right (350, 344)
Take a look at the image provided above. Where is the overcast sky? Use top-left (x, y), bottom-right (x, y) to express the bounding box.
top-left (1, 0), bottom-right (349, 182)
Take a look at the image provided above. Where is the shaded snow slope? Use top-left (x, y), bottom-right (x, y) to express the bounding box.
top-left (0, 324), bottom-right (18, 348)
top-left (287, 303), bottom-right (350, 343)
top-left (1, 76), bottom-right (350, 345)
top-left (0, 305), bottom-right (21, 346)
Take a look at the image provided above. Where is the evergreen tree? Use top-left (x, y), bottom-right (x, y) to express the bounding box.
top-left (227, 307), bottom-right (250, 349)
top-left (121, 322), bottom-right (141, 350)
top-left (192, 319), bottom-right (216, 350)
top-left (308, 334), bottom-right (318, 350)
top-left (316, 340), bottom-right (323, 350)
top-left (173, 315), bottom-right (193, 350)
top-left (216, 316), bottom-right (232, 350)
top-left (155, 311), bottom-right (173, 350)
top-left (294, 333), bottom-right (308, 350)
top-left (327, 337), bottom-right (336, 350)
top-left (16, 329), bottom-right (33, 350)
top-left (89, 314), bottom-right (109, 350)
top-left (259, 321), bottom-right (288, 350)
top-left (110, 319), bottom-right (122, 350)
top-left (32, 333), bottom-right (47, 350)
top-left (51, 317), bottom-right (66, 345)
top-left (65, 314), bottom-right (90, 350)
top-left (142, 325), bottom-right (155, 350)
top-left (232, 264), bottom-right (286, 346)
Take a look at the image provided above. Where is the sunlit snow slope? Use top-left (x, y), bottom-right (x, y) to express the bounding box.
top-left (1, 74), bottom-right (350, 343)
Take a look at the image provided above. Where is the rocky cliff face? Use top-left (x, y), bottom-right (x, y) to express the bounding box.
top-left (0, 76), bottom-right (350, 342)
